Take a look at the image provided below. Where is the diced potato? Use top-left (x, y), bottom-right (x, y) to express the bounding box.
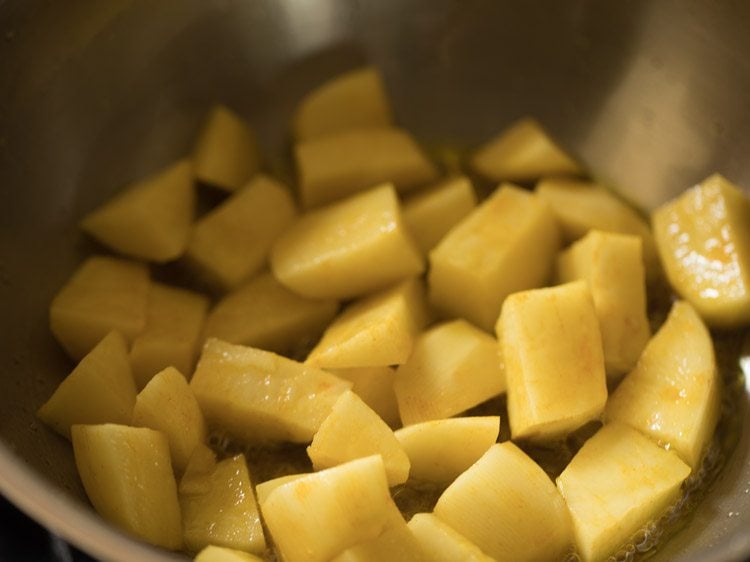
top-left (606, 301), bottom-right (721, 469)
top-left (131, 367), bottom-right (207, 474)
top-left (408, 513), bottom-right (495, 562)
top-left (402, 176), bottom-right (477, 255)
top-left (193, 105), bottom-right (260, 192)
top-left (296, 128), bottom-right (439, 207)
top-left (271, 184), bottom-right (424, 300)
top-left (470, 117), bottom-right (582, 182)
top-left (293, 67), bottom-right (393, 141)
top-left (652, 173), bottom-right (750, 327)
top-left (255, 473), bottom-right (309, 506)
top-left (37, 331), bottom-right (136, 439)
top-left (49, 256), bottom-right (149, 359)
top-left (180, 443), bottom-right (218, 496)
top-left (261, 456), bottom-right (394, 562)
top-left (80, 160), bottom-right (194, 262)
top-left (434, 442), bottom-right (573, 562)
top-left (557, 231), bottom-right (650, 380)
top-left (306, 278), bottom-right (428, 369)
top-left (394, 319), bottom-right (505, 425)
top-left (328, 367), bottom-right (400, 428)
top-left (194, 545), bottom-right (264, 562)
top-left (187, 175), bottom-right (296, 289)
top-left (308, 390), bottom-right (410, 486)
top-left (190, 338), bottom-right (351, 443)
top-left (536, 178), bottom-right (660, 282)
top-left (129, 282), bottom-right (209, 389)
top-left (203, 272), bottom-right (338, 355)
top-left (428, 185), bottom-right (560, 331)
top-left (499, 281), bottom-right (607, 441)
top-left (180, 454), bottom-right (266, 554)
top-left (556, 422), bottom-right (691, 562)
top-left (71, 424), bottom-right (182, 550)
top-left (394, 417), bottom-right (500, 484)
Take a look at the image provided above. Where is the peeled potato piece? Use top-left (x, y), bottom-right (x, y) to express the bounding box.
top-left (408, 513), bottom-right (494, 562)
top-left (255, 473), bottom-right (309, 506)
top-left (194, 546), bottom-right (264, 562)
top-left (293, 66), bottom-right (393, 141)
top-left (328, 367), bottom-right (400, 428)
top-left (470, 117), bottom-right (582, 182)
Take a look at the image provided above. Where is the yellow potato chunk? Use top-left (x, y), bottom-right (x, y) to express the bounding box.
top-left (306, 278), bottom-right (428, 369)
top-left (606, 301), bottom-right (721, 469)
top-left (129, 282), bottom-right (209, 389)
top-left (71, 424), bottom-right (182, 550)
top-left (408, 513), bottom-right (494, 562)
top-left (271, 183), bottom-right (424, 300)
top-left (194, 545), bottom-right (264, 562)
top-left (328, 367), bottom-right (400, 428)
top-left (180, 454), bottom-right (266, 554)
top-left (203, 272), bottom-right (338, 355)
top-left (193, 105), bottom-right (260, 192)
top-left (131, 367), bottom-right (206, 474)
top-left (296, 128), bottom-right (439, 207)
top-left (49, 256), bottom-right (149, 359)
top-left (556, 422), bottom-right (691, 562)
top-left (394, 319), bottom-right (505, 425)
top-left (470, 117), bottom-right (582, 182)
top-left (255, 473), bottom-right (309, 506)
top-left (37, 331), bottom-right (136, 439)
top-left (293, 66), bottom-right (393, 141)
top-left (187, 175), bottom-right (296, 289)
top-left (402, 176), bottom-right (477, 255)
top-left (557, 230), bottom-right (650, 380)
top-left (428, 184), bottom-right (560, 331)
top-left (308, 390), bottom-right (410, 486)
top-left (180, 444), bottom-right (218, 496)
top-left (190, 338), bottom-right (351, 443)
top-left (536, 178), bottom-right (660, 282)
top-left (394, 417), bottom-right (500, 484)
top-left (434, 442), bottom-right (573, 562)
top-left (652, 173), bottom-right (750, 327)
top-left (261, 456), bottom-right (394, 562)
top-left (80, 160), bottom-right (194, 262)
top-left (498, 280), bottom-right (607, 441)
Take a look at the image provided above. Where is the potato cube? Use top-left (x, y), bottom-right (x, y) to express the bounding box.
top-left (652, 173), bottom-right (750, 327)
top-left (80, 160), bottom-right (194, 262)
top-left (255, 473), bottom-right (309, 506)
top-left (557, 230), bottom-right (650, 380)
top-left (306, 278), bottom-right (428, 369)
top-left (261, 456), bottom-right (394, 562)
top-left (402, 176), bottom-right (477, 255)
top-left (296, 128), bottom-right (439, 207)
top-left (408, 513), bottom-right (494, 562)
top-left (129, 282), bottom-right (209, 389)
top-left (180, 454), bottom-right (266, 554)
top-left (394, 320), bottom-right (505, 425)
top-left (190, 338), bottom-right (351, 443)
top-left (556, 422), bottom-right (691, 562)
top-left (131, 367), bottom-right (206, 474)
top-left (394, 417), bottom-right (500, 484)
top-left (187, 175), bottom-right (296, 289)
top-left (203, 272), bottom-right (338, 355)
top-left (179, 444), bottom-right (218, 496)
top-left (606, 301), bottom-right (721, 469)
top-left (308, 390), bottom-right (410, 486)
top-left (194, 546), bottom-right (264, 562)
top-left (71, 424), bottom-right (182, 549)
top-left (470, 117), bottom-right (582, 182)
top-left (499, 280), bottom-right (607, 441)
top-left (428, 185), bottom-right (560, 331)
top-left (434, 442), bottom-right (573, 562)
top-left (328, 367), bottom-right (400, 428)
top-left (193, 105), bottom-right (260, 192)
top-left (271, 184), bottom-right (424, 300)
top-left (49, 256), bottom-right (149, 359)
top-left (37, 331), bottom-right (136, 439)
top-left (293, 67), bottom-right (393, 141)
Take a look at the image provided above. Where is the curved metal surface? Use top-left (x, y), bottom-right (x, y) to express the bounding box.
top-left (0, 1), bottom-right (749, 561)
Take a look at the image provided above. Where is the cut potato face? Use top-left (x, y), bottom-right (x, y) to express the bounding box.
top-left (193, 105), bottom-right (261, 192)
top-left (328, 366), bottom-right (400, 428)
top-left (179, 444), bottom-right (218, 496)
top-left (255, 473), bottom-right (309, 506)
top-left (194, 546), bottom-right (265, 562)
top-left (296, 127), bottom-right (439, 207)
top-left (428, 184), bottom-right (560, 331)
top-left (271, 183), bottom-right (424, 300)
top-left (408, 513), bottom-right (495, 562)
top-left (293, 66), bottom-right (393, 141)
top-left (652, 173), bottom-right (750, 327)
top-left (49, 256), bottom-right (149, 360)
top-left (557, 422), bottom-right (691, 562)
